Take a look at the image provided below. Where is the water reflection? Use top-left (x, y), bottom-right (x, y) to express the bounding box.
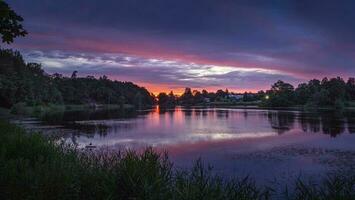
top-left (346, 112), bottom-right (355, 134)
top-left (267, 111), bottom-right (295, 134)
top-left (299, 112), bottom-right (321, 133)
top-left (19, 107), bottom-right (355, 184)
top-left (298, 111), bottom-right (349, 137)
top-left (33, 106), bottom-right (355, 148)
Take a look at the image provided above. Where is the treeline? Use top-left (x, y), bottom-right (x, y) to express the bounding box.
top-left (157, 78), bottom-right (355, 108)
top-left (1, 49), bottom-right (354, 110)
top-left (0, 49), bottom-right (155, 108)
top-left (262, 78), bottom-right (355, 108)
top-left (157, 88), bottom-right (265, 107)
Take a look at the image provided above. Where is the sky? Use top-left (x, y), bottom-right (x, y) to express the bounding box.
top-left (5, 0), bottom-right (355, 94)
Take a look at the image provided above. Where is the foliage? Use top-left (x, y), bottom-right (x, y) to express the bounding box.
top-left (262, 80), bottom-right (295, 107)
top-left (162, 77), bottom-right (355, 108)
top-left (178, 88), bottom-right (240, 106)
top-left (346, 78), bottom-right (355, 101)
top-left (0, 0), bottom-right (27, 44)
top-left (157, 91), bottom-right (176, 107)
top-left (0, 49), bottom-right (63, 107)
top-left (0, 49), bottom-right (155, 108)
top-left (180, 87), bottom-right (195, 105)
top-left (262, 77), bottom-right (355, 108)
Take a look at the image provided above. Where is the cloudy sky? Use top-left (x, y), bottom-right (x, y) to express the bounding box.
top-left (6, 0), bottom-right (355, 94)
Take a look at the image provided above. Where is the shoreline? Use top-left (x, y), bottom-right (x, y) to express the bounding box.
top-left (2, 103), bottom-right (355, 120)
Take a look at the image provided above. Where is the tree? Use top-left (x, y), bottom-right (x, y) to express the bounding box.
top-left (295, 83), bottom-right (310, 105)
top-left (192, 90), bottom-right (204, 104)
top-left (157, 92), bottom-right (169, 106)
top-left (322, 77), bottom-right (346, 107)
top-left (202, 89), bottom-right (208, 97)
top-left (0, 49), bottom-right (156, 108)
top-left (256, 90), bottom-right (265, 100)
top-left (157, 91), bottom-right (176, 107)
top-left (168, 91), bottom-right (176, 105)
top-left (264, 77), bottom-right (354, 108)
top-left (242, 92), bottom-right (250, 102)
top-left (270, 80), bottom-right (294, 94)
top-left (180, 88), bottom-right (194, 105)
top-left (134, 92), bottom-right (143, 109)
top-left (263, 80), bottom-right (295, 107)
top-left (0, 1), bottom-right (27, 44)
top-left (215, 89), bottom-right (226, 101)
top-left (346, 78), bottom-right (355, 100)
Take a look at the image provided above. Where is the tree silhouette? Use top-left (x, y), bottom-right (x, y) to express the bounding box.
top-left (0, 1), bottom-right (27, 44)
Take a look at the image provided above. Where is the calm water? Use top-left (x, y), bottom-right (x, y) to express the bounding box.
top-left (13, 106), bottom-right (355, 184)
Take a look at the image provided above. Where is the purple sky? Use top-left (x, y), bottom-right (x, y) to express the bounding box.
top-left (5, 0), bottom-right (355, 94)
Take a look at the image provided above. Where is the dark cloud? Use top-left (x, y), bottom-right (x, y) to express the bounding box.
top-left (22, 50), bottom-right (300, 92)
top-left (5, 0), bottom-right (355, 92)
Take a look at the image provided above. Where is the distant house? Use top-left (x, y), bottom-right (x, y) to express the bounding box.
top-left (228, 94), bottom-right (243, 101)
top-left (203, 97), bottom-right (211, 103)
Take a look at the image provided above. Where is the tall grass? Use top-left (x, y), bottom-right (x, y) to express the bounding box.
top-left (1, 120), bottom-right (355, 199)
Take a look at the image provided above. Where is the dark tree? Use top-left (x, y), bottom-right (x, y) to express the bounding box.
top-left (263, 77), bottom-right (354, 108)
top-left (180, 88), bottom-right (194, 105)
top-left (346, 78), bottom-right (355, 100)
top-left (201, 89), bottom-right (208, 97)
top-left (168, 91), bottom-right (176, 105)
top-left (157, 92), bottom-right (169, 106)
top-left (0, 1), bottom-right (27, 44)
top-left (263, 80), bottom-right (295, 107)
top-left (192, 90), bottom-right (204, 104)
top-left (215, 89), bottom-right (227, 101)
top-left (0, 49), bottom-right (155, 108)
top-left (157, 91), bottom-right (176, 107)
top-left (295, 83), bottom-right (310, 105)
top-left (270, 80), bottom-right (294, 94)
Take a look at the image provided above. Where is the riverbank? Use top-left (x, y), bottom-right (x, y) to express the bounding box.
top-left (4, 100), bottom-right (355, 121)
top-left (176, 104), bottom-right (355, 112)
top-left (180, 100), bottom-right (355, 111)
top-left (6, 103), bottom-right (135, 117)
top-left (1, 120), bottom-right (355, 199)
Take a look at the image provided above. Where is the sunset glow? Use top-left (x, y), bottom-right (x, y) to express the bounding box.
top-left (6, 0), bottom-right (355, 93)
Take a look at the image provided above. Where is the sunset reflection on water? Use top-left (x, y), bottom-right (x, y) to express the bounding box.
top-left (45, 106), bottom-right (355, 149)
top-left (18, 106), bottom-right (355, 182)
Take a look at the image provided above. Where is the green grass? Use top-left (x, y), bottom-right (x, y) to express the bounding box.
top-left (1, 120), bottom-right (355, 199)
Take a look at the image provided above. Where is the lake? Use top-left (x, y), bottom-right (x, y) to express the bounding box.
top-left (12, 106), bottom-right (355, 185)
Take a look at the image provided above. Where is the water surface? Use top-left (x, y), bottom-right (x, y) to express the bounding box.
top-left (14, 106), bottom-right (355, 184)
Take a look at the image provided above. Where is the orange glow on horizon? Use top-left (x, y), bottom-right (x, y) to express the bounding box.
top-left (135, 82), bottom-right (262, 96)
